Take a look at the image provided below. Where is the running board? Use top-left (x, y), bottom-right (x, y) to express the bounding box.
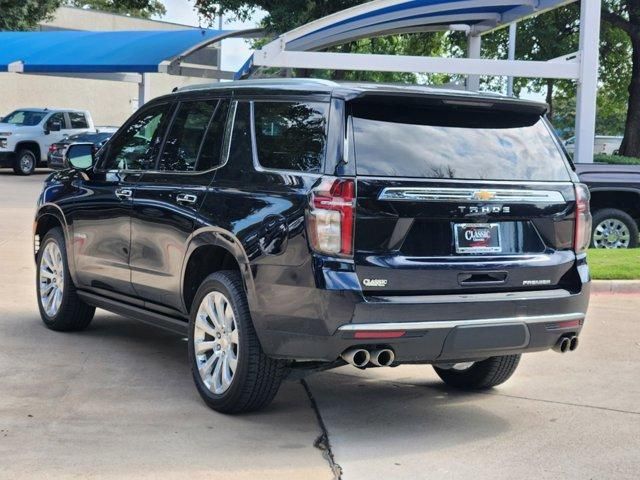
top-left (77, 291), bottom-right (188, 335)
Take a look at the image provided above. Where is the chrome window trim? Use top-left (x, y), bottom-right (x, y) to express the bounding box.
top-left (102, 99), bottom-right (234, 176)
top-left (338, 312), bottom-right (585, 332)
top-left (249, 100), bottom-right (327, 178)
top-left (378, 187), bottom-right (567, 203)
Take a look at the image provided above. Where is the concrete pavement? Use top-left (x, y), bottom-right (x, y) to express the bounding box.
top-left (1, 170), bottom-right (639, 479)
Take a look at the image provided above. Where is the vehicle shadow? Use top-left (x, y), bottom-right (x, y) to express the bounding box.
top-left (305, 367), bottom-right (511, 457)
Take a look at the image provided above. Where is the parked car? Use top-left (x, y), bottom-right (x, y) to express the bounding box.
top-left (0, 108), bottom-right (95, 175)
top-left (564, 135), bottom-right (623, 156)
top-left (33, 79), bottom-right (591, 414)
top-left (47, 128), bottom-right (117, 170)
top-left (575, 162), bottom-right (640, 248)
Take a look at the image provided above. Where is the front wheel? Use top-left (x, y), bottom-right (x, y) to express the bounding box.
top-left (188, 271), bottom-right (287, 414)
top-left (13, 149), bottom-right (37, 175)
top-left (433, 355), bottom-right (521, 390)
top-left (36, 228), bottom-right (95, 331)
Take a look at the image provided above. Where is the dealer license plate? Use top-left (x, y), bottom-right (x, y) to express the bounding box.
top-left (454, 223), bottom-right (501, 254)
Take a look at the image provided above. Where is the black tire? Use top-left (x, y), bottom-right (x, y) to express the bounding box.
top-left (433, 355), bottom-right (521, 390)
top-left (13, 148), bottom-right (37, 175)
top-left (36, 227), bottom-right (95, 331)
top-left (591, 208), bottom-right (639, 249)
top-left (188, 271), bottom-right (288, 414)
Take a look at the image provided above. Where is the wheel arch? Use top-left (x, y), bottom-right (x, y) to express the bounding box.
top-left (34, 205), bottom-right (78, 283)
top-left (181, 229), bottom-right (255, 315)
top-left (15, 141), bottom-right (41, 161)
top-left (589, 189), bottom-right (640, 226)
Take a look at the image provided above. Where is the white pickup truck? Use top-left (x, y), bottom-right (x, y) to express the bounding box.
top-left (0, 108), bottom-right (95, 175)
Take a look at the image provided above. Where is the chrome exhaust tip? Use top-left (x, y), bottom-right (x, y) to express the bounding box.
top-left (569, 336), bottom-right (579, 351)
top-left (341, 348), bottom-right (371, 368)
top-left (370, 349), bottom-right (395, 367)
top-left (553, 337), bottom-right (571, 353)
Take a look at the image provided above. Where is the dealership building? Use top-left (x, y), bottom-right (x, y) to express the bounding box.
top-left (0, 6), bottom-right (219, 126)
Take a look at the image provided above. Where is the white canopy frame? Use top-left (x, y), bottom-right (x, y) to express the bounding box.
top-left (249, 0), bottom-right (600, 163)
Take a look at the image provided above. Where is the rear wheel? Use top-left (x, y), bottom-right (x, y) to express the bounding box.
top-left (591, 208), bottom-right (638, 249)
top-left (36, 228), bottom-right (95, 331)
top-left (13, 149), bottom-right (37, 175)
top-left (433, 354), bottom-right (521, 390)
top-left (188, 271), bottom-right (287, 413)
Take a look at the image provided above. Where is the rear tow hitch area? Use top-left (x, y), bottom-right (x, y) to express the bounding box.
top-left (553, 335), bottom-right (579, 353)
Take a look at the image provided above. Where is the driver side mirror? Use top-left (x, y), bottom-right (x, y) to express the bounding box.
top-left (65, 143), bottom-right (95, 170)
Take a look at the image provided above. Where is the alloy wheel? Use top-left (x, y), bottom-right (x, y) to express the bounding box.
top-left (592, 218), bottom-right (631, 248)
top-left (193, 291), bottom-right (239, 395)
top-left (39, 241), bottom-right (65, 317)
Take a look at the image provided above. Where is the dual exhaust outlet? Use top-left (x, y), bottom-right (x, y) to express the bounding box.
top-left (553, 335), bottom-right (579, 353)
top-left (341, 348), bottom-right (395, 368)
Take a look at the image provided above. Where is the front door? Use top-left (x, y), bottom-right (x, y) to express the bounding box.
top-left (68, 101), bottom-right (171, 297)
top-left (130, 98), bottom-right (230, 311)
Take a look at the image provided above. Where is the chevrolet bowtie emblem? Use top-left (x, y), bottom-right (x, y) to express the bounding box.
top-left (473, 190), bottom-right (496, 201)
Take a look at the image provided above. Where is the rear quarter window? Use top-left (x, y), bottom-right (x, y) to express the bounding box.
top-left (253, 101), bottom-right (328, 173)
top-left (69, 112), bottom-right (89, 129)
top-left (351, 101), bottom-right (571, 181)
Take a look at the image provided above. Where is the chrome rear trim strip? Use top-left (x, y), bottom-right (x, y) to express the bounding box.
top-left (338, 312), bottom-right (585, 331)
top-left (378, 187), bottom-right (566, 203)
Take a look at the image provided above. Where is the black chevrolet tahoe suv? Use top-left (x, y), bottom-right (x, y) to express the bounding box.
top-left (34, 79), bottom-right (591, 413)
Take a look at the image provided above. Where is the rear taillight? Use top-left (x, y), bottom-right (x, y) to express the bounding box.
top-left (48, 144), bottom-right (58, 153)
top-left (574, 183), bottom-right (592, 254)
top-left (307, 177), bottom-right (355, 257)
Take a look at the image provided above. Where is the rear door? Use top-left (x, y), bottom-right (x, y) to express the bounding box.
top-left (348, 96), bottom-right (579, 295)
top-left (130, 97), bottom-right (230, 311)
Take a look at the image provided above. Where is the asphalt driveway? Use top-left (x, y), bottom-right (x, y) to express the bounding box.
top-left (1, 170), bottom-right (638, 479)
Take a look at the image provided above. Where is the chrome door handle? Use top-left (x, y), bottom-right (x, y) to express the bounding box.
top-left (176, 193), bottom-right (198, 205)
top-left (115, 188), bottom-right (133, 200)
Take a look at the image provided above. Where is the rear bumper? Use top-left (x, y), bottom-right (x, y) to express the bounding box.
top-left (47, 153), bottom-right (65, 169)
top-left (254, 256), bottom-right (590, 363)
top-left (0, 151), bottom-right (15, 167)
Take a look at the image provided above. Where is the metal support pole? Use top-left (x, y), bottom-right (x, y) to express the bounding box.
top-left (574, 0), bottom-right (601, 164)
top-left (467, 34), bottom-right (481, 91)
top-left (137, 73), bottom-right (150, 107)
top-left (507, 22), bottom-right (516, 97)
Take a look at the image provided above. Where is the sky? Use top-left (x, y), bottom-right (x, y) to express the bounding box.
top-left (158, 0), bottom-right (264, 72)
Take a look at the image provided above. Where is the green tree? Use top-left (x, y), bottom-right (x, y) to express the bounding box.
top-left (66, 0), bottom-right (166, 19)
top-left (0, 0), bottom-right (62, 30)
top-left (601, 1), bottom-right (640, 156)
top-left (195, 0), bottom-right (444, 82)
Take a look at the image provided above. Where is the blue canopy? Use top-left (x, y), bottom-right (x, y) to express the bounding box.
top-left (0, 29), bottom-right (232, 73)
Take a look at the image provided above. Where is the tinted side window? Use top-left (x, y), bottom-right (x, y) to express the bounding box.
top-left (158, 100), bottom-right (217, 171)
top-left (102, 103), bottom-right (168, 171)
top-left (69, 112), bottom-right (89, 129)
top-left (196, 100), bottom-right (230, 171)
top-left (47, 112), bottom-right (65, 129)
top-left (253, 101), bottom-right (327, 173)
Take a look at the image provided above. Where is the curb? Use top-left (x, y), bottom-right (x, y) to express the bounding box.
top-left (590, 280), bottom-right (640, 294)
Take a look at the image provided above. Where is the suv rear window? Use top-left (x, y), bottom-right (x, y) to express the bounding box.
top-left (69, 112), bottom-right (89, 129)
top-left (253, 101), bottom-right (327, 173)
top-left (351, 101), bottom-right (571, 181)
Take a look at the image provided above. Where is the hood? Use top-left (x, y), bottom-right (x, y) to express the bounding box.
top-left (0, 123), bottom-right (40, 135)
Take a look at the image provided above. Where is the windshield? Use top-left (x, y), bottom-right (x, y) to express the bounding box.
top-left (351, 101), bottom-right (571, 181)
top-left (1, 110), bottom-right (47, 126)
